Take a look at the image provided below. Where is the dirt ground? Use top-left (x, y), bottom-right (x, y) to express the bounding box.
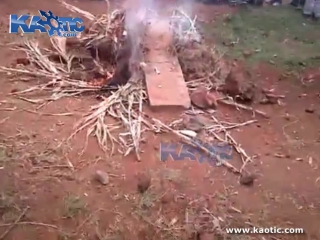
top-left (0, 0), bottom-right (320, 240)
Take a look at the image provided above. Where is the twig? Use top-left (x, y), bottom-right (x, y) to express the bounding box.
top-left (0, 221), bottom-right (58, 230)
top-left (75, 209), bottom-right (102, 234)
top-left (0, 107), bottom-right (17, 111)
top-left (60, 1), bottom-right (96, 21)
top-left (0, 118), bottom-right (9, 125)
top-left (0, 206), bottom-right (29, 240)
top-left (218, 99), bottom-right (269, 118)
top-left (210, 115), bottom-right (252, 167)
top-left (24, 109), bottom-right (74, 116)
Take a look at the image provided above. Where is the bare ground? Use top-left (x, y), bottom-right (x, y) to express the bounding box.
top-left (0, 1), bottom-right (320, 240)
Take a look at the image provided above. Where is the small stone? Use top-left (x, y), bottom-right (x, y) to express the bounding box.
top-left (242, 50), bottom-right (253, 58)
top-left (94, 170), bottom-right (109, 185)
top-left (284, 113), bottom-right (291, 121)
top-left (305, 107), bottom-right (315, 113)
top-left (137, 173), bottom-right (151, 194)
top-left (239, 174), bottom-right (255, 186)
top-left (16, 58), bottom-right (30, 66)
top-left (223, 14), bottom-right (232, 22)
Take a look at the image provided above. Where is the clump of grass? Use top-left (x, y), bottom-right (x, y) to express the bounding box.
top-left (0, 191), bottom-right (21, 223)
top-left (63, 194), bottom-right (87, 218)
top-left (0, 145), bottom-right (11, 167)
top-left (203, 6), bottom-right (320, 70)
top-left (0, 192), bottom-right (14, 213)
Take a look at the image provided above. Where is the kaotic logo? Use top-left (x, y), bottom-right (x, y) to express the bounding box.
top-left (159, 139), bottom-right (232, 166)
top-left (9, 10), bottom-right (85, 37)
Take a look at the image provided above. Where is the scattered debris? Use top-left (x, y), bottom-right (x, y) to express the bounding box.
top-left (153, 117), bottom-right (241, 174)
top-left (274, 153), bottom-right (286, 158)
top-left (218, 98), bottom-right (269, 118)
top-left (0, 1), bottom-right (256, 181)
top-left (93, 170), bottom-right (109, 185)
top-left (260, 89), bottom-right (285, 105)
top-left (182, 115), bottom-right (206, 132)
top-left (0, 206), bottom-right (29, 240)
top-left (178, 129), bottom-right (198, 138)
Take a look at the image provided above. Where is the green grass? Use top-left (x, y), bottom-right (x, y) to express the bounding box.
top-left (203, 6), bottom-right (320, 70)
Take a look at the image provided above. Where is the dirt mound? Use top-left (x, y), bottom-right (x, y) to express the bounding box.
top-left (174, 41), bottom-right (218, 82)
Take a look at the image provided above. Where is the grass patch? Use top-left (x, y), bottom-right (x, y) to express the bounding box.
top-left (204, 6), bottom-right (320, 70)
top-left (0, 191), bottom-right (21, 223)
top-left (63, 194), bottom-right (87, 218)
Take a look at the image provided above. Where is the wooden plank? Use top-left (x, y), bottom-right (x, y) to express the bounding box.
top-left (144, 19), bottom-right (191, 108)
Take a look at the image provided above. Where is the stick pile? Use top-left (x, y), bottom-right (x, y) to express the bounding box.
top-left (0, 1), bottom-right (255, 175)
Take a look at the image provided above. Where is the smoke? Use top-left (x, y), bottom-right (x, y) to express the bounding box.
top-left (123, 0), bottom-right (201, 64)
top-left (124, 0), bottom-right (151, 64)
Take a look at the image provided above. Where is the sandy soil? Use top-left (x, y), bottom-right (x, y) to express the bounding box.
top-left (0, 0), bottom-right (320, 240)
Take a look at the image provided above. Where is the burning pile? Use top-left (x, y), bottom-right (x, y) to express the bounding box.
top-left (0, 1), bottom-right (245, 165)
top-left (1, 2), bottom-right (148, 158)
top-left (0, 0), bottom-right (262, 183)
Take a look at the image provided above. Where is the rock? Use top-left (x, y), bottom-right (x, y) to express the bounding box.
top-left (190, 88), bottom-right (208, 109)
top-left (305, 107), bottom-right (315, 113)
top-left (16, 58), bottom-right (30, 66)
top-left (94, 170), bottom-right (109, 185)
top-left (221, 66), bottom-right (255, 103)
top-left (137, 173), bottom-right (151, 194)
top-left (284, 113), bottom-right (291, 121)
top-left (242, 50), bottom-right (253, 58)
top-left (223, 14), bottom-right (232, 22)
top-left (239, 174), bottom-right (255, 186)
top-left (191, 88), bottom-right (218, 109)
